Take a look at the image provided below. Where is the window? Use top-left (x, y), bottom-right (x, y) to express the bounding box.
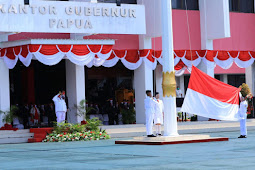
top-left (215, 75), bottom-right (221, 81)
top-left (184, 75), bottom-right (190, 94)
top-left (229, 0), bottom-right (254, 13)
top-left (97, 0), bottom-right (137, 4)
top-left (227, 74), bottom-right (246, 88)
top-left (172, 0), bottom-right (199, 10)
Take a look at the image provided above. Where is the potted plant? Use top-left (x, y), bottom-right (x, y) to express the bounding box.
top-left (177, 112), bottom-right (182, 122)
top-left (191, 115), bottom-right (197, 121)
top-left (0, 105), bottom-right (19, 129)
top-left (74, 99), bottom-right (94, 125)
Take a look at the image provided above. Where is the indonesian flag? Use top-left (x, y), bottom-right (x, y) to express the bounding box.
top-left (181, 66), bottom-right (241, 121)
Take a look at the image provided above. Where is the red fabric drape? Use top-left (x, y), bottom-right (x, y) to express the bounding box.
top-left (29, 45), bottom-right (41, 53)
top-left (217, 51), bottom-right (230, 60)
top-left (100, 45), bottom-right (113, 54)
top-left (39, 45), bottom-right (59, 55)
top-left (88, 45), bottom-right (102, 53)
top-left (58, 45), bottom-right (72, 53)
top-left (113, 50), bottom-right (126, 58)
top-left (6, 48), bottom-right (16, 60)
top-left (71, 45), bottom-right (90, 56)
top-left (21, 45), bottom-right (29, 58)
top-left (125, 50), bottom-right (139, 63)
top-left (238, 51), bottom-right (251, 61)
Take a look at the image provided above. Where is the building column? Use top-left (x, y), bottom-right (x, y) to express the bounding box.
top-left (134, 36), bottom-right (153, 124)
top-left (222, 74), bottom-right (228, 84)
top-left (246, 64), bottom-right (255, 95)
top-left (180, 75), bottom-right (185, 96)
top-left (0, 59), bottom-right (10, 127)
top-left (65, 60), bottom-right (85, 123)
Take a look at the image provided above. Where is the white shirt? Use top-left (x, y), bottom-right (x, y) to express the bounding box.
top-left (154, 98), bottom-right (164, 115)
top-left (52, 94), bottom-right (67, 112)
top-left (144, 96), bottom-right (157, 114)
top-left (239, 100), bottom-right (248, 120)
top-left (176, 89), bottom-right (183, 98)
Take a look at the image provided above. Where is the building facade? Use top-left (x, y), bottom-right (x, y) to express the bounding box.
top-left (0, 0), bottom-right (254, 127)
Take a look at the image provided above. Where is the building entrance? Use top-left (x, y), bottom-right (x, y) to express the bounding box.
top-left (9, 60), bottom-right (135, 128)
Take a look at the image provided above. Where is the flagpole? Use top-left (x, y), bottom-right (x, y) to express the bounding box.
top-left (161, 0), bottom-right (178, 136)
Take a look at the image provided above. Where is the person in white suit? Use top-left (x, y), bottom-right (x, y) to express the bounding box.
top-left (238, 94), bottom-right (248, 138)
top-left (144, 90), bottom-right (158, 137)
top-left (52, 92), bottom-right (67, 125)
top-left (154, 92), bottom-right (164, 136)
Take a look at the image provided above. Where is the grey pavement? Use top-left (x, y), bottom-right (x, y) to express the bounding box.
top-left (0, 120), bottom-right (254, 169)
top-left (101, 119), bottom-right (255, 138)
top-left (0, 130), bottom-right (254, 170)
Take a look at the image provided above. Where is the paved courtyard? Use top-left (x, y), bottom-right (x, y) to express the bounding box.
top-left (0, 129), bottom-right (254, 170)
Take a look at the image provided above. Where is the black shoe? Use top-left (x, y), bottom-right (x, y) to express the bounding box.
top-left (147, 134), bottom-right (156, 137)
top-left (157, 134), bottom-right (162, 136)
top-left (238, 135), bottom-right (247, 138)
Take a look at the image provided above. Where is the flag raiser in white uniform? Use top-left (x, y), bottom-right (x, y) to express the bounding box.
top-left (144, 96), bottom-right (158, 135)
top-left (52, 94), bottom-right (67, 123)
top-left (154, 98), bottom-right (164, 125)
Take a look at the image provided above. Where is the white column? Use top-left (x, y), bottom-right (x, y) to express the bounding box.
top-left (134, 36), bottom-right (153, 124)
top-left (0, 60), bottom-right (10, 127)
top-left (198, 0), bottom-right (215, 78)
top-left (246, 64), bottom-right (255, 95)
top-left (155, 65), bottom-right (163, 100)
top-left (180, 75), bottom-right (185, 96)
top-left (161, 0), bottom-right (178, 136)
top-left (197, 62), bottom-right (214, 78)
top-left (223, 74), bottom-right (228, 84)
top-left (65, 60), bottom-right (85, 123)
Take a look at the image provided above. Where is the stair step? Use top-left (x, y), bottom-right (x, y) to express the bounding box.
top-left (0, 137), bottom-right (31, 144)
top-left (0, 133), bottom-right (33, 139)
top-left (34, 134), bottom-right (47, 138)
top-left (0, 129), bottom-right (30, 135)
top-left (30, 128), bottom-right (53, 133)
top-left (28, 138), bottom-right (43, 143)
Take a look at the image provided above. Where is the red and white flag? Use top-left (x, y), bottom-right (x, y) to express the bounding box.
top-left (181, 66), bottom-right (241, 121)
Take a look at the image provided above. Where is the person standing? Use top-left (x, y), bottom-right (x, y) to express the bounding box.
top-left (144, 90), bottom-right (157, 137)
top-left (52, 92), bottom-right (67, 125)
top-left (154, 92), bottom-right (164, 136)
top-left (30, 104), bottom-right (40, 126)
top-left (238, 95), bottom-right (248, 138)
top-left (176, 86), bottom-right (183, 98)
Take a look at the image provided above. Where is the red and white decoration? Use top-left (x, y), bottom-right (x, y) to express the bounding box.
top-left (181, 66), bottom-right (241, 121)
top-left (1, 46), bottom-right (255, 72)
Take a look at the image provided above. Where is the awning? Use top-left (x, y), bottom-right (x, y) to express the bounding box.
top-left (1, 39), bottom-right (254, 75)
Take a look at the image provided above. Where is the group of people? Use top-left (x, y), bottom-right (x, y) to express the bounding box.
top-left (144, 89), bottom-right (250, 138)
top-left (144, 90), bottom-right (164, 137)
top-left (12, 103), bottom-right (56, 129)
top-left (86, 99), bottom-right (134, 125)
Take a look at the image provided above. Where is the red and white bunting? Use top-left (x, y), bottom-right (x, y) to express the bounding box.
top-left (1, 47), bottom-right (255, 74)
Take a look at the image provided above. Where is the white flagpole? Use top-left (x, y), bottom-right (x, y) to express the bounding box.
top-left (161, 0), bottom-right (179, 136)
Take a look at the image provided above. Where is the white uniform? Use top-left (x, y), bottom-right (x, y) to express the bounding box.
top-left (154, 98), bottom-right (164, 125)
top-left (144, 96), bottom-right (157, 135)
top-left (176, 89), bottom-right (183, 98)
top-left (52, 94), bottom-right (67, 124)
top-left (239, 100), bottom-right (248, 136)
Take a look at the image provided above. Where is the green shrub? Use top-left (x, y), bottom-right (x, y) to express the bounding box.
top-left (44, 118), bottom-right (109, 142)
top-left (121, 105), bottom-right (136, 124)
top-left (0, 105), bottom-right (19, 124)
